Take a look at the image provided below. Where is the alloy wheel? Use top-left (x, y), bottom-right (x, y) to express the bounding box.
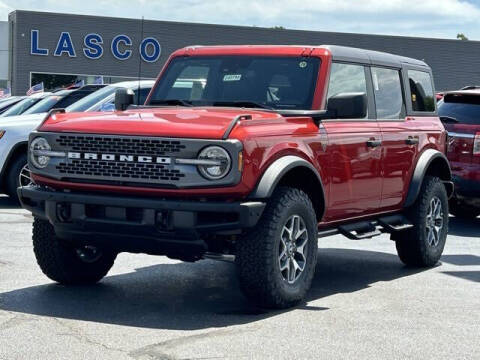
top-left (278, 214), bottom-right (309, 284)
top-left (426, 196), bottom-right (444, 247)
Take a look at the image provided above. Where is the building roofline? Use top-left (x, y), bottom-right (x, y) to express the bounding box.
top-left (8, 9), bottom-right (480, 45)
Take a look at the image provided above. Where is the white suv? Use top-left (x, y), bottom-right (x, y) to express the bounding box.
top-left (0, 80), bottom-right (154, 202)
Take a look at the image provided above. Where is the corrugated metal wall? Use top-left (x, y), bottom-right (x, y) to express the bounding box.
top-left (9, 10), bottom-right (480, 94)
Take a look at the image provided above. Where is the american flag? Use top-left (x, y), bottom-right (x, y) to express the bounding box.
top-left (26, 82), bottom-right (44, 96)
top-left (66, 79), bottom-right (85, 89)
top-left (0, 88), bottom-right (11, 98)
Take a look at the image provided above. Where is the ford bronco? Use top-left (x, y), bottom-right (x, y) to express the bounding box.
top-left (19, 45), bottom-right (453, 309)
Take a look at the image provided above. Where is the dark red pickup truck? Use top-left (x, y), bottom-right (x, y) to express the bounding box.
top-left (19, 45), bottom-right (452, 308)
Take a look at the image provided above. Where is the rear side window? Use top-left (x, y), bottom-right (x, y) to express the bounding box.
top-left (438, 94), bottom-right (480, 125)
top-left (408, 70), bottom-right (435, 112)
top-left (371, 67), bottom-right (404, 119)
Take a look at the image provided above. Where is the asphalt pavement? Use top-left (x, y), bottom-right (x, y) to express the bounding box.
top-left (0, 195), bottom-right (478, 359)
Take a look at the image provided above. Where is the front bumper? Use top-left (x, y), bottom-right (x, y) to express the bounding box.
top-left (18, 185), bottom-right (265, 256)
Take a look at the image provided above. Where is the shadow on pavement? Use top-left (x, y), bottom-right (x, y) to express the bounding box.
top-left (440, 254), bottom-right (480, 283)
top-left (0, 248), bottom-right (424, 330)
top-left (441, 254), bottom-right (480, 266)
top-left (442, 271), bottom-right (479, 283)
top-left (448, 216), bottom-right (480, 237)
top-left (0, 196), bottom-right (21, 210)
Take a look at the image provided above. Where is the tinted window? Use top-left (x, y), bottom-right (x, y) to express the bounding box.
top-left (22, 95), bottom-right (66, 115)
top-left (408, 70), bottom-right (435, 112)
top-left (66, 86), bottom-right (119, 112)
top-left (371, 67), bottom-right (404, 119)
top-left (327, 63), bottom-right (367, 117)
top-left (438, 94), bottom-right (480, 125)
top-left (150, 56), bottom-right (320, 110)
top-left (54, 92), bottom-right (92, 109)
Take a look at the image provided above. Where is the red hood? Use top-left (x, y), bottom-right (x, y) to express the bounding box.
top-left (39, 107), bottom-right (280, 139)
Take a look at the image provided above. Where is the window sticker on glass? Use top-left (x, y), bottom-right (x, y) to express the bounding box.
top-left (223, 74), bottom-right (242, 81)
top-left (299, 61), bottom-right (307, 68)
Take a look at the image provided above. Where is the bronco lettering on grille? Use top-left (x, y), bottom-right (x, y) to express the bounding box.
top-left (67, 152), bottom-right (171, 164)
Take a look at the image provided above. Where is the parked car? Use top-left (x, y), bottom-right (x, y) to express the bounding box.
top-left (19, 87), bottom-right (106, 116)
top-left (65, 80), bottom-right (155, 113)
top-left (0, 81), bottom-right (154, 202)
top-left (0, 92), bottom-right (53, 117)
top-left (438, 89), bottom-right (480, 218)
top-left (0, 97), bottom-right (26, 114)
top-left (18, 45), bottom-right (452, 309)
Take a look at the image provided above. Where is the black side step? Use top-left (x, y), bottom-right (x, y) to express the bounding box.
top-left (378, 215), bottom-right (413, 232)
top-left (321, 214), bottom-right (414, 240)
top-left (338, 221), bottom-right (382, 240)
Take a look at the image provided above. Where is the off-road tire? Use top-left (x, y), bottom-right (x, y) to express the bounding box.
top-left (33, 218), bottom-right (116, 284)
top-left (395, 176), bottom-right (448, 267)
top-left (5, 153), bottom-right (28, 203)
top-left (449, 201), bottom-right (480, 219)
top-left (236, 187), bottom-right (318, 309)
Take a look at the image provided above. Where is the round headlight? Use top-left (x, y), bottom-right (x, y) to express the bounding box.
top-left (30, 137), bottom-right (51, 168)
top-left (197, 146), bottom-right (231, 180)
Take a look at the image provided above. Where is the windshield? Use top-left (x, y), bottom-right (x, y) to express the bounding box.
top-left (148, 56), bottom-right (320, 110)
top-left (438, 96), bottom-right (480, 125)
top-left (22, 95), bottom-right (65, 115)
top-left (0, 97), bottom-right (42, 117)
top-left (0, 97), bottom-right (21, 110)
top-left (66, 85), bottom-right (120, 112)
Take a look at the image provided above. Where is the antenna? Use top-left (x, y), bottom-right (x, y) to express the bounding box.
top-left (137, 16), bottom-right (145, 105)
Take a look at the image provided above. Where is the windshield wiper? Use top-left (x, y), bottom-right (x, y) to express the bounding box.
top-left (440, 116), bottom-right (459, 123)
top-left (212, 101), bottom-right (274, 110)
top-left (150, 99), bottom-right (193, 107)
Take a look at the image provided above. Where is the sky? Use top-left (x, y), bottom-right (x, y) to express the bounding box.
top-left (0, 0), bottom-right (479, 41)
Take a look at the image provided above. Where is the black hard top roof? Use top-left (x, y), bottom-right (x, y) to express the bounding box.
top-left (322, 45), bottom-right (429, 69)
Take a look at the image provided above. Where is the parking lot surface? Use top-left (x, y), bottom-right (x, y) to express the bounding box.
top-left (0, 195), bottom-right (478, 360)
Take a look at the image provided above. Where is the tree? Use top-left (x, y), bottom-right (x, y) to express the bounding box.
top-left (457, 33), bottom-right (469, 40)
top-left (271, 26), bottom-right (286, 30)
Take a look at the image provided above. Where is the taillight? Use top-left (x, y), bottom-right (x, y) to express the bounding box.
top-left (474, 133), bottom-right (480, 156)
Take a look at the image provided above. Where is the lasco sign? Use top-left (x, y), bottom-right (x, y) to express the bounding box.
top-left (30, 30), bottom-right (161, 62)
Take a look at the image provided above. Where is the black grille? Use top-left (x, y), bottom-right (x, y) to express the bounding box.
top-left (56, 135), bottom-right (186, 156)
top-left (56, 159), bottom-right (186, 181)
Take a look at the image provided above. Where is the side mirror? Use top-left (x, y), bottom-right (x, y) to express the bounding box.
top-left (327, 92), bottom-right (367, 119)
top-left (114, 88), bottom-right (134, 111)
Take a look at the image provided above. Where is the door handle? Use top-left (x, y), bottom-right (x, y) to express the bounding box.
top-left (405, 136), bottom-right (419, 145)
top-left (366, 139), bottom-right (382, 148)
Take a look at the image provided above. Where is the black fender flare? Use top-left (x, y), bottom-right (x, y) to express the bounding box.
top-left (404, 149), bottom-right (452, 208)
top-left (249, 155), bottom-right (325, 199)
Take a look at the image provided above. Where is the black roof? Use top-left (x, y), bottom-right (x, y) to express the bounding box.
top-left (323, 45), bottom-right (429, 69)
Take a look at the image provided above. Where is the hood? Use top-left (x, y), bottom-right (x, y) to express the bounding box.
top-left (0, 112), bottom-right (46, 131)
top-left (38, 107), bottom-right (280, 139)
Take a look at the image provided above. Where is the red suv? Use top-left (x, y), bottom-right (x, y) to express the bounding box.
top-left (19, 45), bottom-right (453, 308)
top-left (438, 88), bottom-right (480, 218)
